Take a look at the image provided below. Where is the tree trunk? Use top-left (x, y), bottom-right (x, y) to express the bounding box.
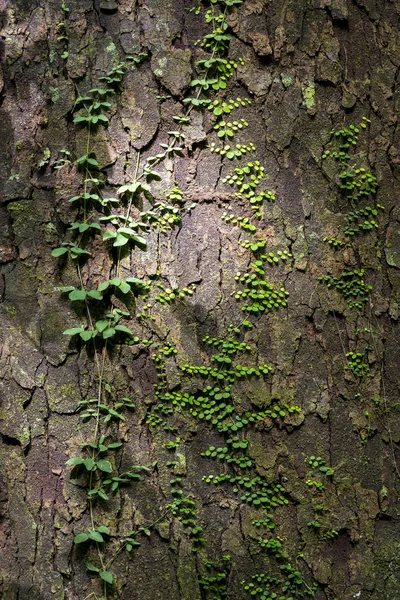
top-left (0, 1), bottom-right (400, 599)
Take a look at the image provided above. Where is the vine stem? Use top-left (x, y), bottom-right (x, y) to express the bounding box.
top-left (133, 4), bottom-right (229, 182)
top-left (104, 511), bottom-right (169, 571)
top-left (79, 270), bottom-right (108, 591)
top-left (116, 150), bottom-right (141, 278)
top-left (66, 4), bottom-right (240, 598)
top-left (75, 88), bottom-right (143, 600)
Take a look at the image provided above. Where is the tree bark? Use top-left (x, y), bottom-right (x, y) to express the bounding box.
top-left (0, 1), bottom-right (400, 599)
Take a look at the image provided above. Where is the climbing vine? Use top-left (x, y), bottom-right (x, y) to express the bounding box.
top-left (319, 119), bottom-right (400, 478)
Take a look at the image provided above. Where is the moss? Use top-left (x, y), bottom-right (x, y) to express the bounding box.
top-left (174, 452), bottom-right (187, 476)
top-left (45, 221), bottom-right (57, 244)
top-left (246, 432), bottom-right (285, 479)
top-left (8, 202), bottom-right (24, 212)
top-left (177, 554), bottom-right (201, 600)
top-left (8, 201), bottom-right (39, 239)
top-left (301, 81), bottom-right (316, 115)
top-left (281, 73), bottom-right (293, 88)
top-left (6, 304), bottom-right (17, 317)
top-left (45, 383), bottom-right (81, 413)
top-left (106, 41), bottom-right (117, 55)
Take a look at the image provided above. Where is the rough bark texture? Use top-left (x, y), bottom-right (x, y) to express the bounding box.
top-left (0, 1), bottom-right (400, 599)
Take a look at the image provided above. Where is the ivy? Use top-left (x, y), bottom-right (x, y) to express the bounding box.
top-left (50, 0), bottom-right (332, 597)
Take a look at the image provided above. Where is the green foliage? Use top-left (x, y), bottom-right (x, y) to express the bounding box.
top-left (306, 455), bottom-right (335, 477)
top-left (209, 141), bottom-right (256, 159)
top-left (203, 473), bottom-right (287, 509)
top-left (199, 556), bottom-right (231, 599)
top-left (221, 212), bottom-right (256, 233)
top-left (252, 515), bottom-right (275, 530)
top-left (50, 49), bottom-right (165, 595)
top-left (345, 346), bottom-right (372, 378)
top-left (208, 96), bottom-right (251, 116)
top-left (337, 166), bottom-right (378, 201)
top-left (73, 526), bottom-right (110, 545)
top-left (53, 148), bottom-right (71, 170)
top-left (233, 269), bottom-right (289, 315)
top-left (63, 308), bottom-right (139, 343)
top-left (222, 160), bottom-right (276, 212)
top-left (322, 529), bottom-right (338, 540)
top-left (344, 204), bottom-right (384, 237)
top-left (167, 487), bottom-right (205, 550)
top-left (214, 118), bottom-right (248, 138)
top-left (73, 58), bottom-right (147, 130)
top-left (323, 236), bottom-right (346, 248)
top-left (153, 284), bottom-right (194, 304)
top-left (242, 573), bottom-right (285, 599)
top-left (319, 269), bottom-right (371, 310)
top-left (201, 441), bottom-right (253, 469)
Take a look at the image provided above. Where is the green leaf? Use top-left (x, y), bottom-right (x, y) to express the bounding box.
top-left (69, 222), bottom-right (82, 231)
top-left (63, 327), bottom-right (84, 336)
top-left (80, 330), bottom-right (95, 341)
top-left (73, 116), bottom-right (89, 124)
top-left (83, 458), bottom-right (96, 471)
top-left (119, 281), bottom-right (131, 294)
top-left (108, 442), bottom-right (123, 449)
top-left (69, 289), bottom-right (87, 301)
top-left (118, 227), bottom-right (137, 236)
top-left (70, 247), bottom-right (91, 258)
top-left (114, 325), bottom-right (133, 335)
top-left (96, 320), bottom-right (109, 332)
top-left (87, 290), bottom-right (103, 300)
top-left (117, 182), bottom-right (141, 195)
top-left (51, 247), bottom-right (68, 257)
top-left (97, 460), bottom-right (112, 473)
top-left (74, 533), bottom-right (89, 544)
top-left (100, 571), bottom-right (113, 584)
top-left (108, 277), bottom-right (121, 286)
top-left (103, 328), bottom-right (116, 339)
top-left (86, 563), bottom-right (100, 573)
top-left (126, 539), bottom-right (141, 547)
top-left (97, 525), bottom-right (110, 534)
top-left (126, 277), bottom-right (144, 286)
top-left (66, 457), bottom-right (85, 466)
top-left (88, 530), bottom-right (104, 543)
top-left (98, 281), bottom-right (110, 292)
top-left (103, 230), bottom-right (117, 241)
top-left (75, 96), bottom-right (91, 106)
top-left (108, 409), bottom-right (126, 421)
top-left (132, 235), bottom-right (147, 248)
top-left (113, 233), bottom-right (129, 247)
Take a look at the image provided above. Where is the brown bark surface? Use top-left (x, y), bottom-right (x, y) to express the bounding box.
top-left (0, 1), bottom-right (400, 599)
